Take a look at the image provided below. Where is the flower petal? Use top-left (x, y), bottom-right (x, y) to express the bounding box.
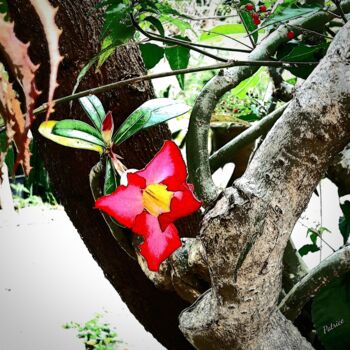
top-left (95, 174), bottom-right (144, 228)
top-left (158, 184), bottom-right (201, 231)
top-left (132, 212), bottom-right (181, 271)
top-left (136, 140), bottom-right (187, 190)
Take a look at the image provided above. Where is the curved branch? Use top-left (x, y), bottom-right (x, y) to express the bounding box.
top-left (186, 0), bottom-right (350, 205)
top-left (209, 103), bottom-right (289, 173)
top-left (279, 245), bottom-right (350, 321)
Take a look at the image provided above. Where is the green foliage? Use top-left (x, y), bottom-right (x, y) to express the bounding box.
top-left (104, 158), bottom-right (119, 195)
top-left (263, 3), bottom-right (322, 27)
top-left (52, 120), bottom-right (105, 146)
top-left (0, 0), bottom-right (9, 20)
top-left (312, 273), bottom-right (350, 350)
top-left (63, 314), bottom-right (122, 350)
top-left (113, 97), bottom-right (190, 144)
top-left (277, 41), bottom-right (329, 79)
top-left (339, 201), bottom-right (350, 245)
top-left (298, 226), bottom-right (330, 257)
top-left (79, 96), bottom-right (106, 130)
top-left (199, 24), bottom-right (246, 42)
top-left (139, 43), bottom-right (164, 70)
top-left (164, 36), bottom-right (190, 89)
top-left (240, 9), bottom-right (258, 44)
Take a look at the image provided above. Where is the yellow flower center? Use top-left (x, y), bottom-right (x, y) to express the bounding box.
top-left (142, 184), bottom-right (173, 217)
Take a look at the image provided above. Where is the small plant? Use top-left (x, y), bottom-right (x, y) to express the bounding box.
top-left (63, 314), bottom-right (124, 350)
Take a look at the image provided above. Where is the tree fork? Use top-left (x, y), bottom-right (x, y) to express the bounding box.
top-left (180, 20), bottom-right (350, 350)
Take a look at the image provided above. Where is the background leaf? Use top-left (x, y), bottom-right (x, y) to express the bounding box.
top-left (164, 36), bottom-right (190, 89)
top-left (312, 273), bottom-right (350, 350)
top-left (298, 243), bottom-right (320, 257)
top-left (240, 10), bottom-right (258, 44)
top-left (139, 43), bottom-right (164, 70)
top-left (113, 98), bottom-right (190, 144)
top-left (199, 24), bottom-right (246, 42)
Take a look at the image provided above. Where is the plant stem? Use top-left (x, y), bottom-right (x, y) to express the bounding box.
top-left (209, 103), bottom-right (289, 172)
top-left (279, 244), bottom-right (350, 321)
top-left (333, 0), bottom-right (348, 22)
top-left (131, 14), bottom-right (229, 62)
top-left (33, 62), bottom-right (316, 115)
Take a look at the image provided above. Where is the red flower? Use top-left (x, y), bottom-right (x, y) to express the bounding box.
top-left (95, 140), bottom-right (201, 271)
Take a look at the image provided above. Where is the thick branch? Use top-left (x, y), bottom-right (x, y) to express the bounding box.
top-left (279, 245), bottom-right (350, 321)
top-left (180, 20), bottom-right (350, 350)
top-left (209, 103), bottom-right (289, 173)
top-left (186, 0), bottom-right (350, 206)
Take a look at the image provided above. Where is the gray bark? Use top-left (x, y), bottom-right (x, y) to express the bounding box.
top-left (179, 20), bottom-right (350, 350)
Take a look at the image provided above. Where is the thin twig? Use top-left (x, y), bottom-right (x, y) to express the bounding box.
top-left (183, 13), bottom-right (239, 21)
top-left (131, 14), bottom-right (229, 62)
top-left (288, 24), bottom-right (334, 39)
top-left (200, 29), bottom-right (254, 50)
top-left (33, 61), bottom-right (318, 115)
top-left (332, 0), bottom-right (348, 22)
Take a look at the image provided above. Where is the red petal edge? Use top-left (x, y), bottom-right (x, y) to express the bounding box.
top-left (132, 212), bottom-right (182, 271)
top-left (159, 183), bottom-right (201, 231)
top-left (95, 174), bottom-right (144, 228)
top-left (136, 140), bottom-right (187, 190)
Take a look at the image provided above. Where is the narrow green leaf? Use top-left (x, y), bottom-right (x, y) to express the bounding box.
top-left (79, 95), bottom-right (106, 129)
top-left (39, 121), bottom-right (104, 153)
top-left (113, 98), bottom-right (190, 145)
top-left (240, 10), bottom-right (258, 44)
top-left (97, 35), bottom-right (117, 70)
top-left (199, 24), bottom-right (246, 41)
top-left (159, 14), bottom-right (191, 34)
top-left (104, 158), bottom-right (119, 195)
top-left (52, 120), bottom-right (105, 147)
top-left (139, 43), bottom-right (164, 70)
top-left (165, 36), bottom-right (190, 89)
top-left (143, 16), bottom-right (165, 36)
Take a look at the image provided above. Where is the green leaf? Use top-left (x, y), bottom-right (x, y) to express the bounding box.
top-left (240, 10), bottom-right (258, 44)
top-left (339, 201), bottom-right (350, 244)
top-left (263, 3), bottom-right (321, 27)
top-left (79, 95), bottom-right (106, 129)
top-left (312, 273), bottom-right (350, 350)
top-left (39, 121), bottom-right (104, 153)
top-left (232, 68), bottom-right (263, 98)
top-left (0, 0), bottom-right (9, 20)
top-left (97, 35), bottom-right (117, 70)
top-left (278, 42), bottom-right (328, 79)
top-left (52, 120), bottom-right (105, 147)
top-left (104, 158), bottom-right (119, 195)
top-left (143, 16), bottom-right (164, 36)
top-left (199, 24), bottom-right (246, 42)
top-left (298, 243), bottom-right (320, 257)
top-left (113, 98), bottom-right (190, 144)
top-left (139, 43), bottom-right (164, 70)
top-left (165, 36), bottom-right (190, 89)
top-left (159, 14), bottom-right (191, 34)
top-left (101, 3), bottom-right (135, 44)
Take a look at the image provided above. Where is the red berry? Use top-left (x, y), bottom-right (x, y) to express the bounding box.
top-left (233, 108), bottom-right (239, 113)
top-left (253, 18), bottom-right (261, 25)
top-left (259, 5), bottom-right (267, 12)
top-left (252, 12), bottom-right (259, 19)
top-left (287, 31), bottom-right (295, 40)
top-left (245, 3), bottom-right (254, 11)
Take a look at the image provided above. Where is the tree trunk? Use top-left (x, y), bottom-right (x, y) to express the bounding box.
top-left (8, 1), bottom-right (194, 349)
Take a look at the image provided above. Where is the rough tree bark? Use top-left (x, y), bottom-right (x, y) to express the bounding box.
top-left (8, 1), bottom-right (196, 349)
top-left (179, 21), bottom-right (350, 350)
